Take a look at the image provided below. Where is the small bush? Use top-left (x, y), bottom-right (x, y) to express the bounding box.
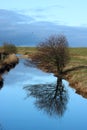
top-left (3, 43), bottom-right (17, 54)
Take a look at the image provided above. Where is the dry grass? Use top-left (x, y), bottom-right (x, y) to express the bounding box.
top-left (63, 48), bottom-right (87, 98)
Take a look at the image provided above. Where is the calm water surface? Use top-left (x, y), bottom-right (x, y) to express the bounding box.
top-left (0, 59), bottom-right (87, 130)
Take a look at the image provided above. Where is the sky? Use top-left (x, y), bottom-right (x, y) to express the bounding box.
top-left (0, 0), bottom-right (87, 27)
top-left (0, 0), bottom-right (87, 46)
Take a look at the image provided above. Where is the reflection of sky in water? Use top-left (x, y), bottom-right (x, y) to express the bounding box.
top-left (0, 59), bottom-right (87, 130)
top-left (3, 59), bottom-right (57, 87)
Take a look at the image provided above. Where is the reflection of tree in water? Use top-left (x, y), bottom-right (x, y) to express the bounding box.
top-left (24, 78), bottom-right (69, 117)
top-left (0, 62), bottom-right (18, 91)
top-left (0, 76), bottom-right (3, 90)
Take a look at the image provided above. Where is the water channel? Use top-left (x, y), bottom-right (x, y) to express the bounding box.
top-left (0, 59), bottom-right (87, 130)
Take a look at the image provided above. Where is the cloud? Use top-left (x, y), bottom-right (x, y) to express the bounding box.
top-left (0, 21), bottom-right (87, 47)
top-left (27, 4), bottom-right (64, 13)
top-left (0, 9), bottom-right (34, 27)
top-left (19, 4), bottom-right (65, 23)
top-left (31, 8), bottom-right (45, 12)
top-left (0, 9), bottom-right (87, 47)
top-left (48, 4), bottom-right (65, 9)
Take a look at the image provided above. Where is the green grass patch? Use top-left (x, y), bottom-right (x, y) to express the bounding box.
top-left (69, 47), bottom-right (87, 56)
top-left (17, 47), bottom-right (37, 55)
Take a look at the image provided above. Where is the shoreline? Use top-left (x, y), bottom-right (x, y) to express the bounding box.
top-left (0, 54), bottom-right (19, 74)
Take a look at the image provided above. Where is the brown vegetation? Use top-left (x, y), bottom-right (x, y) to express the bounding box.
top-left (2, 42), bottom-right (17, 54)
top-left (0, 54), bottom-right (19, 74)
top-left (3, 54), bottom-right (19, 64)
top-left (31, 35), bottom-right (70, 77)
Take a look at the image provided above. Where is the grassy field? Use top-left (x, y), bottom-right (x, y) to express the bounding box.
top-left (17, 47), bottom-right (87, 67)
top-left (17, 47), bottom-right (87, 56)
top-left (68, 48), bottom-right (87, 67)
top-left (17, 47), bottom-right (37, 55)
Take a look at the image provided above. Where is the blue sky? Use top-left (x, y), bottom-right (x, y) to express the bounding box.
top-left (0, 0), bottom-right (87, 46)
top-left (0, 0), bottom-right (87, 27)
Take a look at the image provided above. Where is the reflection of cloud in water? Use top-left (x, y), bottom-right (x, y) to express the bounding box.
top-left (3, 59), bottom-right (56, 87)
top-left (24, 79), bottom-right (69, 117)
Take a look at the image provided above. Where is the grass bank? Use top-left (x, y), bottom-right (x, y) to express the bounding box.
top-left (64, 48), bottom-right (87, 98)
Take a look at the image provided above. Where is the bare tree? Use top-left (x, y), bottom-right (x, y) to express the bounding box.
top-left (31, 35), bottom-right (70, 76)
top-left (2, 42), bottom-right (17, 54)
